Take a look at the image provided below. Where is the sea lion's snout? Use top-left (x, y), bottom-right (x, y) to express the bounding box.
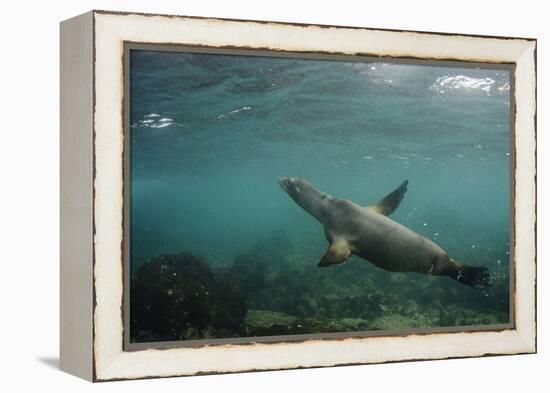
top-left (278, 177), bottom-right (295, 193)
top-left (278, 176), bottom-right (329, 220)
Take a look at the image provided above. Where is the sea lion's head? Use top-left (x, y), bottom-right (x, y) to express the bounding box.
top-left (279, 177), bottom-right (329, 221)
top-left (278, 177), bottom-right (313, 200)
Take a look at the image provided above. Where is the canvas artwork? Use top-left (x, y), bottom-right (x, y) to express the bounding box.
top-left (127, 47), bottom-right (512, 345)
top-left (60, 11), bottom-right (536, 381)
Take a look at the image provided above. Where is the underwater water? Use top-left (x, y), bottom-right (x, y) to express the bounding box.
top-left (129, 49), bottom-right (511, 343)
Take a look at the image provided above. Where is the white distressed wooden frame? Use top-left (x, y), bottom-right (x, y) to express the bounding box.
top-left (60, 10), bottom-right (536, 382)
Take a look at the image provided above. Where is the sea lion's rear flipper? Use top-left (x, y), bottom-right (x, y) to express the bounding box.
top-left (452, 265), bottom-right (491, 289)
top-left (318, 239), bottom-right (352, 267)
top-left (369, 180), bottom-right (408, 216)
top-left (448, 258), bottom-right (491, 289)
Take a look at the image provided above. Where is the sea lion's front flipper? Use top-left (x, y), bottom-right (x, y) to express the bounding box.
top-left (318, 239), bottom-right (351, 267)
top-left (369, 180), bottom-right (408, 216)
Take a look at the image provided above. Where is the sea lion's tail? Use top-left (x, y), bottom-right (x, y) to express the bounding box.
top-left (450, 262), bottom-right (491, 289)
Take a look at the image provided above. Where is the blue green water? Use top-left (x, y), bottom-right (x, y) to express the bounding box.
top-left (129, 49), bottom-right (511, 341)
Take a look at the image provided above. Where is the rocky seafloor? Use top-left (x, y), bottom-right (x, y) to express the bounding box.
top-left (130, 233), bottom-right (510, 343)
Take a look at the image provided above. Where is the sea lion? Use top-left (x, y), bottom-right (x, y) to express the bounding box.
top-left (278, 177), bottom-right (490, 289)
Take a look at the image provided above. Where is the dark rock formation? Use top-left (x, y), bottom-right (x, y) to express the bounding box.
top-left (130, 252), bottom-right (246, 342)
top-left (229, 253), bottom-right (269, 294)
top-left (211, 272), bottom-right (247, 334)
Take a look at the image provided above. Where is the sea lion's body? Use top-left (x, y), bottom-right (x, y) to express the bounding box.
top-left (324, 199), bottom-right (443, 274)
top-left (279, 177), bottom-right (490, 288)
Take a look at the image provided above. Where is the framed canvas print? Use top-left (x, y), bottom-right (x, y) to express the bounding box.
top-left (60, 10), bottom-right (537, 382)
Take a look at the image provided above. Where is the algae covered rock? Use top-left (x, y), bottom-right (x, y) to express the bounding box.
top-left (244, 309), bottom-right (369, 336)
top-left (229, 253), bottom-right (269, 293)
top-left (295, 295), bottom-right (319, 317)
top-left (211, 272), bottom-right (247, 333)
top-left (130, 252), bottom-right (246, 342)
top-left (368, 314), bottom-right (427, 330)
top-left (244, 310), bottom-right (298, 336)
top-left (318, 293), bottom-right (382, 320)
top-left (291, 317), bottom-right (369, 333)
top-left (400, 299), bottom-right (420, 317)
top-left (249, 230), bottom-right (293, 262)
top-left (439, 305), bottom-right (508, 326)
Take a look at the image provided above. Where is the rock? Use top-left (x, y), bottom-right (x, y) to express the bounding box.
top-left (211, 272), bottom-right (247, 333)
top-left (369, 314), bottom-right (426, 330)
top-left (318, 293), bottom-right (382, 320)
top-left (229, 253), bottom-right (269, 293)
top-left (244, 309), bottom-right (369, 336)
top-left (440, 306), bottom-right (508, 326)
top-left (250, 230), bottom-right (293, 261)
top-left (295, 295), bottom-right (318, 317)
top-left (390, 273), bottom-right (410, 284)
top-left (400, 299), bottom-right (419, 317)
top-left (423, 307), bottom-right (443, 325)
top-left (244, 310), bottom-right (298, 336)
top-left (339, 318), bottom-right (370, 331)
top-left (130, 252), bottom-right (246, 342)
top-left (246, 266), bottom-right (307, 312)
top-left (299, 317), bottom-right (369, 332)
top-left (418, 287), bottom-right (446, 306)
